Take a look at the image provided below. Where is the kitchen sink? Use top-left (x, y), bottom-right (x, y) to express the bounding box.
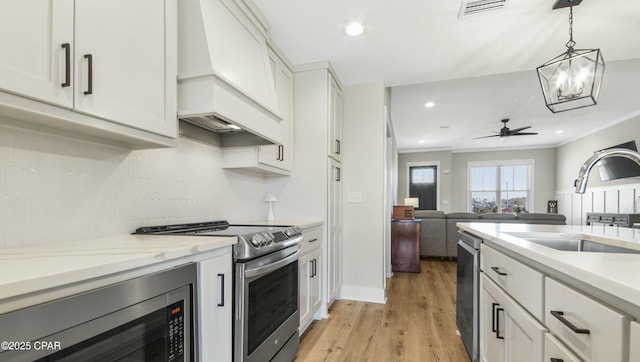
top-left (524, 237), bottom-right (640, 254)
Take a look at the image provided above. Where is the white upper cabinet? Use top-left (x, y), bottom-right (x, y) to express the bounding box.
top-left (0, 0), bottom-right (74, 108)
top-left (328, 74), bottom-right (343, 162)
top-left (0, 0), bottom-right (177, 147)
top-left (256, 46), bottom-right (293, 171)
top-left (74, 0), bottom-right (176, 138)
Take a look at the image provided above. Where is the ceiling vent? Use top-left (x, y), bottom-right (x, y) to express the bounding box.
top-left (459, 0), bottom-right (507, 17)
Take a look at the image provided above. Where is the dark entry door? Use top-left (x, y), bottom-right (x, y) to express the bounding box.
top-left (409, 165), bottom-right (437, 210)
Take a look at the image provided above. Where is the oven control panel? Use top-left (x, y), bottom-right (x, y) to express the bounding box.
top-left (167, 301), bottom-right (185, 361)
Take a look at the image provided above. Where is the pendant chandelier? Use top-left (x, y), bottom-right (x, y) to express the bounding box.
top-left (536, 0), bottom-right (605, 113)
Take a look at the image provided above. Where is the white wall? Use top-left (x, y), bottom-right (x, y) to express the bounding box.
top-left (397, 147), bottom-right (557, 213)
top-left (0, 119), bottom-right (269, 248)
top-left (341, 82), bottom-right (387, 303)
top-left (398, 150), bottom-right (453, 212)
top-left (555, 116), bottom-right (640, 224)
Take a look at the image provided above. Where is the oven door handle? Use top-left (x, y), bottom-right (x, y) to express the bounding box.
top-left (245, 250), bottom-right (300, 279)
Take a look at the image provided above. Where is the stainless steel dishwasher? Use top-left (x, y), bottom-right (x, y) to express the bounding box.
top-left (456, 231), bottom-right (482, 362)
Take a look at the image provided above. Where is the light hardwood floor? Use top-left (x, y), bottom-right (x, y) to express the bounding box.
top-left (295, 259), bottom-right (470, 362)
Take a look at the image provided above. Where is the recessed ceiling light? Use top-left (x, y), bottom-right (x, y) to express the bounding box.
top-left (345, 22), bottom-right (364, 36)
top-left (419, 140), bottom-right (425, 143)
top-left (425, 102), bottom-right (435, 108)
top-left (555, 130), bottom-right (564, 134)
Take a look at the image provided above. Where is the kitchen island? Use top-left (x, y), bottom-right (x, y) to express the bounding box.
top-left (459, 222), bottom-right (640, 361)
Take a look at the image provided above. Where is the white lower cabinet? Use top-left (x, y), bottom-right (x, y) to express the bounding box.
top-left (197, 248), bottom-right (233, 361)
top-left (544, 333), bottom-right (581, 362)
top-left (481, 274), bottom-right (546, 362)
top-left (545, 277), bottom-right (631, 362)
top-left (630, 321), bottom-right (640, 361)
top-left (299, 225), bottom-right (323, 334)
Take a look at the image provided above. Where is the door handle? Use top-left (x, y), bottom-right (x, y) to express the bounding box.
top-left (84, 54), bottom-right (93, 95)
top-left (336, 167), bottom-right (341, 182)
top-left (550, 310), bottom-right (590, 334)
top-left (550, 358), bottom-right (564, 362)
top-left (61, 43), bottom-right (71, 87)
top-left (217, 273), bottom-right (225, 307)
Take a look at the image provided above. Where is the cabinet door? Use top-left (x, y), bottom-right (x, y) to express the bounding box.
top-left (258, 48), bottom-right (292, 171)
top-left (482, 274), bottom-right (546, 362)
top-left (198, 249), bottom-right (233, 361)
top-left (482, 277), bottom-right (506, 362)
top-left (631, 321), bottom-right (640, 362)
top-left (74, 0), bottom-right (176, 137)
top-left (327, 74), bottom-right (343, 162)
top-left (299, 253), bottom-right (312, 331)
top-left (327, 158), bottom-right (343, 307)
top-left (309, 250), bottom-right (322, 315)
top-left (0, 0), bottom-right (73, 107)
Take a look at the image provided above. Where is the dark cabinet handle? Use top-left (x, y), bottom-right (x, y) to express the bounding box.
top-left (84, 54), bottom-right (93, 95)
top-left (550, 310), bottom-right (590, 334)
top-left (336, 139), bottom-right (341, 155)
top-left (311, 259), bottom-right (317, 277)
top-left (336, 167), bottom-right (341, 182)
top-left (309, 238), bottom-right (318, 243)
top-left (278, 145), bottom-right (284, 161)
top-left (550, 358), bottom-right (564, 362)
top-left (61, 43), bottom-right (71, 87)
top-left (491, 266), bottom-right (507, 276)
top-left (496, 307), bottom-right (505, 339)
top-left (217, 273), bottom-right (225, 307)
top-left (491, 303), bottom-right (499, 332)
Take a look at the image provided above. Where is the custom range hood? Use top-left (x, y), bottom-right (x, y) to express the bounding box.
top-left (177, 0), bottom-right (284, 147)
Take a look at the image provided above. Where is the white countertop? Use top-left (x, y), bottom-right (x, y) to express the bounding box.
top-left (459, 222), bottom-right (640, 311)
top-left (235, 220), bottom-right (324, 229)
top-left (0, 234), bottom-right (236, 311)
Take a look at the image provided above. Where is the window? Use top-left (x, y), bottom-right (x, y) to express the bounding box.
top-left (468, 161), bottom-right (533, 214)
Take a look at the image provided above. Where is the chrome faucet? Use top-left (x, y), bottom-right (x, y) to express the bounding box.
top-left (575, 148), bottom-right (640, 193)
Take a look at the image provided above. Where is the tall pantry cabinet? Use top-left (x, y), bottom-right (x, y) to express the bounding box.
top-left (293, 62), bottom-right (344, 312)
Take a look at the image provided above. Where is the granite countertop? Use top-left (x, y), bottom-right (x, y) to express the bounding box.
top-left (0, 234), bottom-right (236, 310)
top-left (458, 222), bottom-right (640, 309)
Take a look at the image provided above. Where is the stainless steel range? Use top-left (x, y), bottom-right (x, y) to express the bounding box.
top-left (135, 221), bottom-right (303, 362)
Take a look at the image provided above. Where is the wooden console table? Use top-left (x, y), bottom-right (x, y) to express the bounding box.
top-left (391, 219), bottom-right (421, 273)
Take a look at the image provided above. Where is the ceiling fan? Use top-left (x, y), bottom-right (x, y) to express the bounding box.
top-left (474, 118), bottom-right (538, 139)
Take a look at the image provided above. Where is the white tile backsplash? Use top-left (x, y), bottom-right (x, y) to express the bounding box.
top-left (0, 121), bottom-right (267, 249)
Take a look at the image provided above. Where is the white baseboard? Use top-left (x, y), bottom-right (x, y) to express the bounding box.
top-left (338, 285), bottom-right (386, 304)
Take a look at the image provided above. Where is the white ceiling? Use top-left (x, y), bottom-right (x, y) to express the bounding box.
top-left (252, 0), bottom-right (640, 152)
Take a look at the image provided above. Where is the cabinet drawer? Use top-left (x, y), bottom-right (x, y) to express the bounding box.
top-left (300, 227), bottom-right (322, 254)
top-left (545, 278), bottom-right (631, 362)
top-left (481, 244), bottom-right (544, 320)
top-left (545, 333), bottom-right (582, 362)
